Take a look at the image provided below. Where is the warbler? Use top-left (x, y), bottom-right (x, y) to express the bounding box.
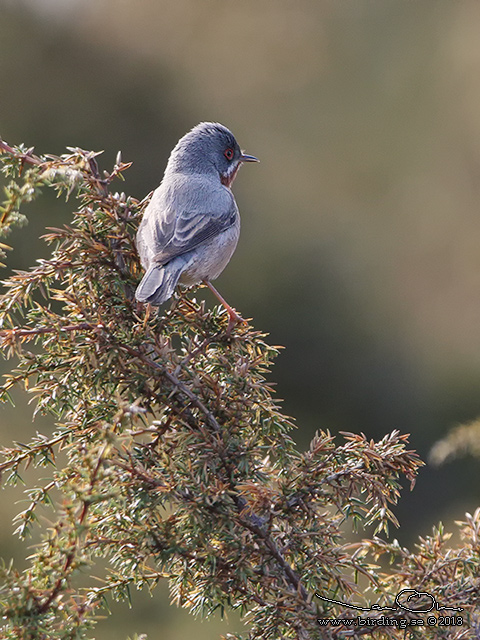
top-left (135, 122), bottom-right (258, 330)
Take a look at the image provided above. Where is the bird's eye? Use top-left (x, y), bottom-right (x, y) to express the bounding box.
top-left (224, 147), bottom-right (234, 160)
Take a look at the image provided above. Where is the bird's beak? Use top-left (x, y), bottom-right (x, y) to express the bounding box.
top-left (239, 152), bottom-right (259, 163)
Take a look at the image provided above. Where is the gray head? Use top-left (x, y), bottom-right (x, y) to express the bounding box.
top-left (166, 122), bottom-right (258, 187)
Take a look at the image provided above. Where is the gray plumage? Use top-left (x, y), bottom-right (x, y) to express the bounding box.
top-left (135, 122), bottom-right (257, 307)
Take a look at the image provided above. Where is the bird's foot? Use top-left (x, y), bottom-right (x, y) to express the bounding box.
top-left (202, 279), bottom-right (246, 335)
top-left (226, 307), bottom-right (247, 335)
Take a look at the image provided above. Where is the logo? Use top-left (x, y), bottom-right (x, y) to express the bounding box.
top-left (315, 589), bottom-right (464, 630)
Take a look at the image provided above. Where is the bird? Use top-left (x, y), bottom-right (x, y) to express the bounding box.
top-left (135, 122), bottom-right (258, 331)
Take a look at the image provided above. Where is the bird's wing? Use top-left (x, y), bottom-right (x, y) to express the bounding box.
top-left (146, 184), bottom-right (238, 266)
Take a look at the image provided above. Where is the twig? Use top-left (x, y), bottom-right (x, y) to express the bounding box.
top-left (35, 442), bottom-right (109, 614)
top-left (0, 322), bottom-right (96, 339)
top-left (0, 431), bottom-right (74, 473)
top-left (0, 138), bottom-right (43, 166)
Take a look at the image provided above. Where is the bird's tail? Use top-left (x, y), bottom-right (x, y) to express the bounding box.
top-left (135, 262), bottom-right (184, 306)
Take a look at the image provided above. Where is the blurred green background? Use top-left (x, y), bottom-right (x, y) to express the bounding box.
top-left (1, 0), bottom-right (480, 637)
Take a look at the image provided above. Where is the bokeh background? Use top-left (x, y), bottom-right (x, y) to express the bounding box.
top-left (1, 0), bottom-right (480, 637)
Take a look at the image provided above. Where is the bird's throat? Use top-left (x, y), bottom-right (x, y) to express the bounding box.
top-left (220, 163), bottom-right (241, 189)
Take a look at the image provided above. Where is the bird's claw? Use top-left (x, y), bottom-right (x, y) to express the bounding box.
top-left (226, 309), bottom-right (247, 335)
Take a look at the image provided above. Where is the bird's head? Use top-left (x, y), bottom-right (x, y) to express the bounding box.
top-left (168, 122), bottom-right (258, 188)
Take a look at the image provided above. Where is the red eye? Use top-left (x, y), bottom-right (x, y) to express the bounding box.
top-left (224, 147), bottom-right (234, 160)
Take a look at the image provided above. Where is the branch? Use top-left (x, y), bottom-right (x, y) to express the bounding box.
top-left (118, 341), bottom-right (223, 434)
top-left (0, 138), bottom-right (43, 166)
top-left (116, 339), bottom-right (314, 615)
